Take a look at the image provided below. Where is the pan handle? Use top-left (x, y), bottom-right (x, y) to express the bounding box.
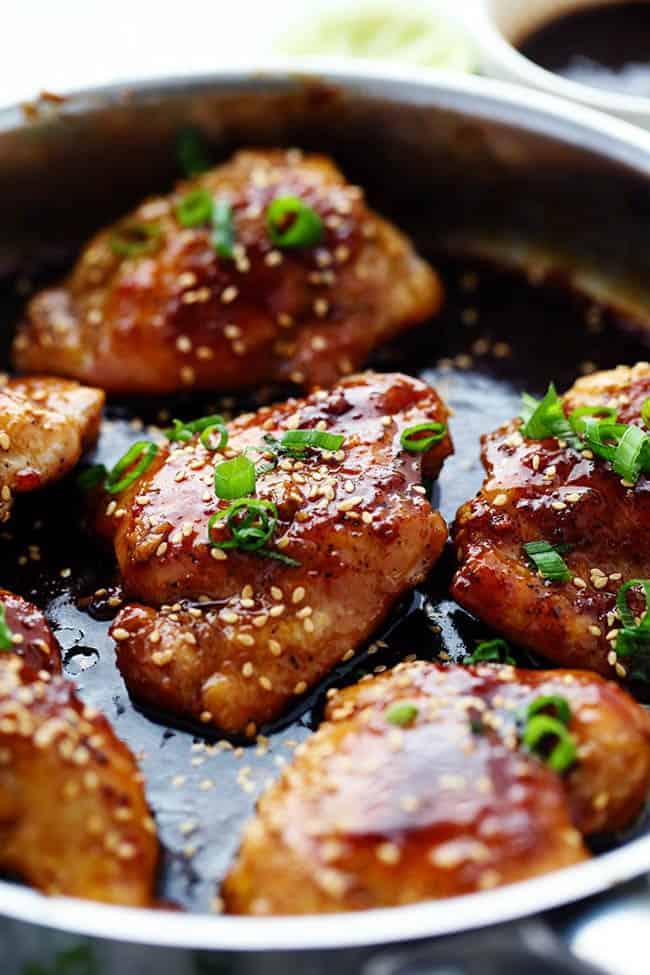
top-left (362, 877), bottom-right (650, 975)
top-left (549, 874), bottom-right (650, 975)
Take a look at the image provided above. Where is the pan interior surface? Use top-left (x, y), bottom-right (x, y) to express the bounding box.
top-left (1, 69), bottom-right (650, 945)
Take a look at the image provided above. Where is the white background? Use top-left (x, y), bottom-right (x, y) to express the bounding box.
top-left (0, 0), bottom-right (479, 108)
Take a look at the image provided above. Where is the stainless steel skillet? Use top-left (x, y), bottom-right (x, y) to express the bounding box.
top-left (2, 63), bottom-right (650, 975)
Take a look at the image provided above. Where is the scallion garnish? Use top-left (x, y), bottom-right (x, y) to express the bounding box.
top-left (612, 424), bottom-right (647, 483)
top-left (385, 701), bottom-right (418, 726)
top-left (642, 398), bottom-right (650, 428)
top-left (465, 638), bottom-right (515, 665)
top-left (520, 383), bottom-right (579, 447)
top-left (105, 441), bottom-right (158, 494)
top-left (568, 404), bottom-right (618, 436)
top-left (400, 422), bottom-right (447, 453)
top-left (615, 579), bottom-right (650, 675)
top-left (266, 196), bottom-right (323, 249)
top-left (214, 454), bottom-right (256, 500)
top-left (176, 127), bottom-right (210, 178)
top-left (523, 540), bottom-right (571, 582)
top-left (77, 464), bottom-right (108, 491)
top-left (208, 498), bottom-right (277, 552)
top-left (525, 694), bottom-right (571, 725)
top-left (175, 188), bottom-right (213, 228)
top-left (0, 603), bottom-right (14, 651)
top-left (166, 415), bottom-right (228, 451)
top-left (211, 200), bottom-right (235, 259)
top-left (110, 222), bottom-right (161, 258)
top-left (278, 429), bottom-right (344, 454)
top-left (521, 706), bottom-right (577, 773)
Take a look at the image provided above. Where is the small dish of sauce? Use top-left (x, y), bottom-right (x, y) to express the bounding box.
top-left (519, 2), bottom-right (650, 97)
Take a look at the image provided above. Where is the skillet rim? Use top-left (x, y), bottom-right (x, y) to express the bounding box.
top-left (2, 59), bottom-right (650, 950)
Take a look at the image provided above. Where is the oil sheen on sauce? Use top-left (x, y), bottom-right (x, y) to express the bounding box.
top-left (519, 2), bottom-right (650, 96)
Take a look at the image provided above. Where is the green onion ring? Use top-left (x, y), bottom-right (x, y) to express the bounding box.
top-left (400, 421), bottom-right (447, 453)
top-left (266, 196), bottom-right (323, 249)
top-left (0, 603), bottom-right (14, 651)
top-left (105, 441), bottom-right (158, 494)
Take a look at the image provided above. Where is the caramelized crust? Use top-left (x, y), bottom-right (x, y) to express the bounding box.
top-left (104, 372), bottom-right (452, 734)
top-left (0, 588), bottom-right (60, 673)
top-left (13, 150), bottom-right (442, 395)
top-left (223, 661), bottom-right (650, 914)
top-left (0, 376), bottom-right (104, 523)
top-left (0, 656), bottom-right (158, 905)
top-left (453, 363), bottom-right (650, 680)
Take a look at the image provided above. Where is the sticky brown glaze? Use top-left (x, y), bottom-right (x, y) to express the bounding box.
top-left (452, 362), bottom-right (650, 681)
top-left (0, 375), bottom-right (104, 523)
top-left (223, 661), bottom-right (650, 914)
top-left (0, 655), bottom-right (158, 905)
top-left (103, 372), bottom-right (452, 735)
top-left (0, 589), bottom-right (60, 673)
top-left (13, 149), bottom-right (442, 395)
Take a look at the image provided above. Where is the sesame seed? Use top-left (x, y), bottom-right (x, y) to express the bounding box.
top-left (242, 662), bottom-right (254, 678)
top-left (221, 286), bottom-right (238, 304)
top-left (293, 681), bottom-right (307, 695)
top-left (292, 586), bottom-right (306, 604)
top-left (551, 501), bottom-right (567, 511)
top-left (112, 628), bottom-right (130, 641)
top-left (573, 577), bottom-right (587, 589)
top-left (492, 493), bottom-right (508, 507)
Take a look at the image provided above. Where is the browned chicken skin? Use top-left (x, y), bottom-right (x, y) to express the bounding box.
top-left (453, 362), bottom-right (650, 681)
top-left (102, 372), bottom-right (452, 735)
top-left (0, 598), bottom-right (157, 905)
top-left (223, 661), bottom-right (650, 914)
top-left (0, 588), bottom-right (60, 674)
top-left (13, 150), bottom-right (442, 395)
top-left (0, 376), bottom-right (104, 523)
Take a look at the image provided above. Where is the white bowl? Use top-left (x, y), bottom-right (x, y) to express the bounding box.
top-left (472, 0), bottom-right (650, 130)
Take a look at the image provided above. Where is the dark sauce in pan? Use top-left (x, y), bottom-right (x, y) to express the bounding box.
top-left (1, 251), bottom-right (649, 911)
top-left (519, 2), bottom-right (650, 96)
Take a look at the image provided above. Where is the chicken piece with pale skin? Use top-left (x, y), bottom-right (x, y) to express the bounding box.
top-left (99, 371), bottom-right (452, 736)
top-left (0, 597), bottom-right (158, 906)
top-left (13, 149), bottom-right (443, 395)
top-left (453, 362), bottom-right (650, 683)
top-left (223, 660), bottom-right (650, 914)
top-left (0, 375), bottom-right (104, 523)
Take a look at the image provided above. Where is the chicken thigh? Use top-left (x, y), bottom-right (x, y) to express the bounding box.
top-left (0, 376), bottom-right (104, 522)
top-left (453, 362), bottom-right (650, 682)
top-left (13, 150), bottom-right (442, 395)
top-left (100, 372), bottom-right (452, 735)
top-left (223, 660), bottom-right (650, 914)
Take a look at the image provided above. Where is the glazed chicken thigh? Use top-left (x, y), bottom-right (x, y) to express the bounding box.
top-left (453, 362), bottom-right (650, 681)
top-left (223, 660), bottom-right (650, 914)
top-left (101, 372), bottom-right (452, 735)
top-left (0, 376), bottom-right (104, 522)
top-left (13, 150), bottom-right (442, 395)
top-left (0, 593), bottom-right (157, 905)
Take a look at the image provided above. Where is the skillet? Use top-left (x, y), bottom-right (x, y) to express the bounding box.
top-left (1, 64), bottom-right (650, 975)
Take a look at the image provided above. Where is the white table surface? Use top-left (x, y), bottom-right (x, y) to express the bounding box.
top-left (0, 0), bottom-right (480, 108)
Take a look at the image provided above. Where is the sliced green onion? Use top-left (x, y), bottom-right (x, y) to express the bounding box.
top-left (523, 540), bottom-right (571, 582)
top-left (211, 199), bottom-right (235, 259)
top-left (105, 441), bottom-right (158, 494)
top-left (615, 579), bottom-right (650, 672)
top-left (568, 404), bottom-right (618, 436)
top-left (642, 398), bottom-right (650, 429)
top-left (520, 383), bottom-right (579, 447)
top-left (200, 423), bottom-right (228, 452)
top-left (279, 429), bottom-right (344, 454)
top-left (176, 127), bottom-right (210, 178)
top-left (208, 498), bottom-right (278, 552)
top-left (400, 421), bottom-right (447, 453)
top-left (175, 188), bottom-right (213, 228)
top-left (612, 424), bottom-right (647, 482)
top-left (110, 222), bottom-right (161, 258)
top-left (0, 603), bottom-right (13, 651)
top-left (77, 464), bottom-right (107, 491)
top-left (266, 196), bottom-right (323, 248)
top-left (525, 694), bottom-right (571, 726)
top-left (522, 713), bottom-right (577, 773)
top-left (385, 701), bottom-right (418, 726)
top-left (214, 454), bottom-right (256, 500)
top-left (465, 638), bottom-right (515, 665)
top-left (165, 415), bottom-right (228, 451)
